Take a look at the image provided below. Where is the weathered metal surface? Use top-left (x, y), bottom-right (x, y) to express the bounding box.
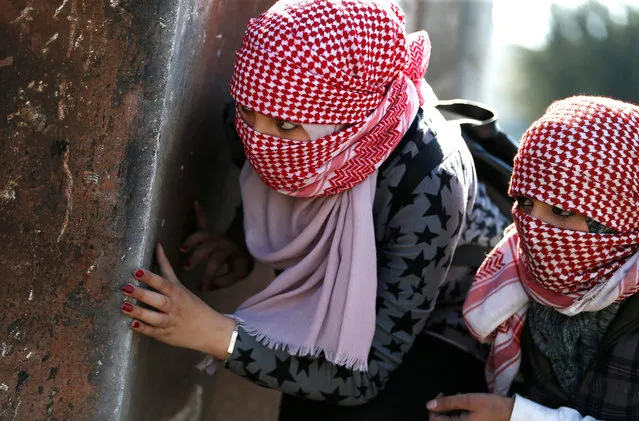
top-left (0, 0), bottom-right (156, 419)
top-left (0, 0), bottom-right (272, 419)
top-left (0, 0), bottom-right (491, 420)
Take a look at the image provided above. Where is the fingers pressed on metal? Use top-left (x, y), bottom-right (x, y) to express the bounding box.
top-left (122, 283), bottom-right (171, 312)
top-left (129, 319), bottom-right (161, 338)
top-left (121, 302), bottom-right (170, 328)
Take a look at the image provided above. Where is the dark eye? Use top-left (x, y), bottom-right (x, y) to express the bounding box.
top-left (516, 196), bottom-right (533, 212)
top-left (239, 105), bottom-right (253, 114)
top-left (551, 206), bottom-right (576, 219)
top-left (276, 120), bottom-right (299, 131)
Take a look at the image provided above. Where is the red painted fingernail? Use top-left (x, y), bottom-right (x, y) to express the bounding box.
top-left (122, 284), bottom-right (134, 294)
top-left (121, 302), bottom-right (133, 312)
top-left (184, 261), bottom-right (191, 270)
top-left (179, 244), bottom-right (189, 252)
top-left (134, 269), bottom-right (144, 278)
top-left (131, 321), bottom-right (140, 328)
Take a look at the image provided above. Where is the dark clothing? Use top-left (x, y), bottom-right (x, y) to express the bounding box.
top-left (517, 293), bottom-right (639, 420)
top-left (528, 300), bottom-right (620, 397)
top-left (279, 334), bottom-right (487, 421)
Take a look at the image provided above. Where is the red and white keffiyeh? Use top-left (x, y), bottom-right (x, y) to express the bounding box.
top-left (463, 96), bottom-right (639, 395)
top-left (227, 0), bottom-right (434, 371)
top-left (231, 0), bottom-right (430, 197)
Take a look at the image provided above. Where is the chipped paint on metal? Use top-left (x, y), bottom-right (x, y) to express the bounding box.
top-left (53, 0), bottom-right (70, 18)
top-left (56, 143), bottom-right (73, 243)
top-left (0, 181), bottom-right (17, 202)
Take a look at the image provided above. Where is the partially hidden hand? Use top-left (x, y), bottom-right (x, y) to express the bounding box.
top-left (427, 393), bottom-right (515, 421)
top-left (121, 243), bottom-right (236, 359)
top-left (180, 201), bottom-right (254, 291)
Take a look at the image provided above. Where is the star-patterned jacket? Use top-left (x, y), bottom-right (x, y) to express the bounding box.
top-left (224, 107), bottom-right (509, 405)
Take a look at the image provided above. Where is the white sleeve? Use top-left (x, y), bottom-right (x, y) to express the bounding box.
top-left (509, 395), bottom-right (602, 421)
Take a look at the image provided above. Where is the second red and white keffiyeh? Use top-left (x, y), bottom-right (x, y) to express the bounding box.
top-left (464, 96), bottom-right (639, 394)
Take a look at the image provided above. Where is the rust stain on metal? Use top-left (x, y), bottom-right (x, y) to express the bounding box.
top-left (0, 0), bottom-right (146, 418)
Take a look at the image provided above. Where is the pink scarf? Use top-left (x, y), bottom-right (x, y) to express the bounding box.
top-left (230, 0), bottom-right (430, 370)
top-left (463, 96), bottom-right (639, 394)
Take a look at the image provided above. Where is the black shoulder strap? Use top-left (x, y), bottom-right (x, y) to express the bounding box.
top-left (450, 244), bottom-right (494, 268)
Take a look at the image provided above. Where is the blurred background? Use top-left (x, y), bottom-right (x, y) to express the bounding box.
top-left (488, 0), bottom-right (639, 138)
top-left (400, 0), bottom-right (639, 142)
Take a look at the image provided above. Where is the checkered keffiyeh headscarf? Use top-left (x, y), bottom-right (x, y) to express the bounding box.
top-left (463, 96), bottom-right (639, 395)
top-left (231, 0), bottom-right (430, 196)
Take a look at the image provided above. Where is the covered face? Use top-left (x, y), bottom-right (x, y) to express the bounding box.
top-left (509, 96), bottom-right (639, 294)
top-left (229, 0), bottom-right (431, 197)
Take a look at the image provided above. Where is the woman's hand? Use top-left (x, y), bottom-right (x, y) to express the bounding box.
top-left (180, 201), bottom-right (254, 291)
top-left (121, 243), bottom-right (236, 359)
top-left (427, 393), bottom-right (514, 421)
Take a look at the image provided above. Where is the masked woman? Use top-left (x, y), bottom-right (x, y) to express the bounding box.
top-left (428, 96), bottom-right (639, 421)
